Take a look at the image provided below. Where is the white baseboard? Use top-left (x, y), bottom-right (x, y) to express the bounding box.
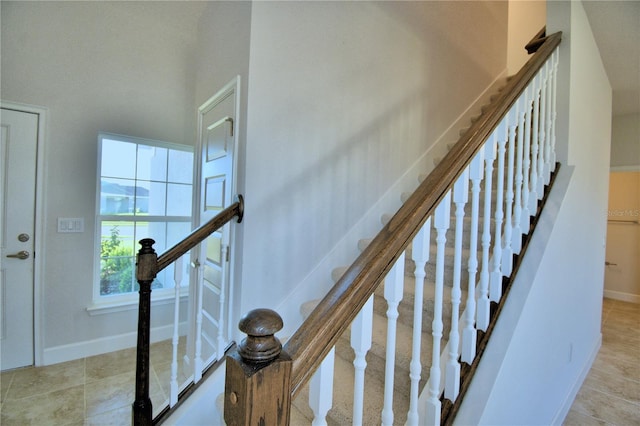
top-left (603, 289), bottom-right (640, 304)
top-left (552, 333), bottom-right (602, 425)
top-left (42, 322), bottom-right (188, 366)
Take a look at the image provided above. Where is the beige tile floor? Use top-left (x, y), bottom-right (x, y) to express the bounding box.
top-left (564, 298), bottom-right (640, 425)
top-left (0, 338), bottom-right (189, 426)
top-left (1, 300), bottom-right (638, 425)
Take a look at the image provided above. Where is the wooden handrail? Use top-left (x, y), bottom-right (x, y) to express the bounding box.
top-left (157, 194), bottom-right (244, 272)
top-left (525, 26), bottom-right (547, 54)
top-left (282, 32), bottom-right (562, 398)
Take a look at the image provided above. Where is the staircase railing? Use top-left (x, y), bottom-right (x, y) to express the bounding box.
top-left (132, 195), bottom-right (244, 426)
top-left (224, 31), bottom-right (561, 426)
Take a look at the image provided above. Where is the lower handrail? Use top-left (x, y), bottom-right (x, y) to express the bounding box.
top-left (132, 194), bottom-right (244, 426)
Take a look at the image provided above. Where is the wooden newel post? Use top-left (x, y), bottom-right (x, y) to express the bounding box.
top-left (132, 238), bottom-right (158, 426)
top-left (224, 309), bottom-right (292, 426)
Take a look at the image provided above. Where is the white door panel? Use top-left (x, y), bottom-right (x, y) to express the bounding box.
top-left (190, 78), bottom-right (239, 369)
top-left (1, 108), bottom-right (38, 370)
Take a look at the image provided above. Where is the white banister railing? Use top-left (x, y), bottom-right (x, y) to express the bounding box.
top-left (445, 169), bottom-right (468, 400)
top-left (170, 256), bottom-right (184, 407)
top-left (351, 296), bottom-right (373, 425)
top-left (381, 252), bottom-right (406, 426)
top-left (512, 89), bottom-right (526, 255)
top-left (490, 124), bottom-right (507, 303)
top-left (407, 221), bottom-right (431, 425)
top-left (425, 190), bottom-right (451, 425)
top-left (309, 347), bottom-right (335, 426)
top-left (477, 137), bottom-right (496, 331)
top-left (529, 74), bottom-right (543, 214)
top-left (461, 149), bottom-right (483, 364)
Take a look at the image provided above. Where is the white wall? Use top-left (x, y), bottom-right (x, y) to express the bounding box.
top-left (507, 0), bottom-right (547, 74)
top-left (238, 1), bottom-right (508, 335)
top-left (1, 1), bottom-right (205, 361)
top-left (457, 1), bottom-right (611, 424)
top-left (610, 113), bottom-right (640, 168)
top-left (1, 0), bottom-right (509, 363)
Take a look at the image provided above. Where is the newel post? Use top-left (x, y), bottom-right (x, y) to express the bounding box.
top-left (224, 309), bottom-right (292, 426)
top-left (132, 238), bottom-right (158, 426)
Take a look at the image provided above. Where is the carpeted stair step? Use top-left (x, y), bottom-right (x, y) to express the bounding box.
top-left (372, 275), bottom-right (468, 338)
top-left (357, 236), bottom-right (478, 289)
top-left (295, 299), bottom-right (433, 425)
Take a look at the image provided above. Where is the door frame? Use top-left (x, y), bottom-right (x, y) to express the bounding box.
top-left (1, 100), bottom-right (47, 366)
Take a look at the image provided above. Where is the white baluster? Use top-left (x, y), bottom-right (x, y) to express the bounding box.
top-left (536, 64), bottom-right (548, 205)
top-left (381, 251), bottom-right (405, 426)
top-left (520, 82), bottom-right (535, 234)
top-left (406, 220), bottom-right (431, 426)
top-left (170, 256), bottom-right (184, 407)
top-left (529, 73), bottom-right (542, 214)
top-left (351, 296), bottom-right (373, 426)
top-left (461, 150), bottom-right (483, 364)
top-left (490, 123), bottom-right (507, 303)
top-left (309, 347), bottom-right (335, 426)
top-left (501, 103), bottom-right (518, 277)
top-left (445, 168), bottom-right (469, 401)
top-left (425, 191), bottom-right (451, 425)
top-left (543, 59), bottom-right (553, 183)
top-left (477, 137), bottom-right (496, 332)
top-left (511, 86), bottom-right (527, 255)
top-left (193, 246), bottom-right (205, 382)
top-left (217, 244), bottom-right (229, 359)
top-left (549, 50), bottom-right (559, 174)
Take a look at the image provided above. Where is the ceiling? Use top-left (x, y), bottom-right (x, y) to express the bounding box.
top-left (582, 1), bottom-right (640, 116)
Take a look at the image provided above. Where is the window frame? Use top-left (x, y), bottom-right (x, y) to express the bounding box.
top-left (93, 132), bottom-right (195, 306)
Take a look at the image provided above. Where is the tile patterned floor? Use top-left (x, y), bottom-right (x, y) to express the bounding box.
top-left (0, 339), bottom-right (188, 426)
top-left (1, 299), bottom-right (638, 425)
top-left (563, 298), bottom-right (640, 425)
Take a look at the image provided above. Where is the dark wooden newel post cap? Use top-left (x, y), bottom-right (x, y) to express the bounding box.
top-left (237, 308), bottom-right (283, 363)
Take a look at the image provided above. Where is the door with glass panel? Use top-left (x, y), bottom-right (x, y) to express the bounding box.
top-left (190, 77), bottom-right (239, 377)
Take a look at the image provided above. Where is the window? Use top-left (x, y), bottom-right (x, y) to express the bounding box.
top-left (96, 133), bottom-right (194, 300)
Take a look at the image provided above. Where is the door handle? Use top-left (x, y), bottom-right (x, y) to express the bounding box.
top-left (6, 250), bottom-right (30, 260)
top-left (605, 261), bottom-right (617, 266)
top-left (191, 258), bottom-right (201, 268)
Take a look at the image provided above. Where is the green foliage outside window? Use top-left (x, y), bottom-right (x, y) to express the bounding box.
top-left (100, 226), bottom-right (134, 295)
top-left (100, 225), bottom-right (164, 295)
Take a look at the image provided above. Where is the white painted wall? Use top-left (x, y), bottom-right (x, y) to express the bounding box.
top-left (239, 1), bottom-right (507, 336)
top-left (610, 113), bottom-right (640, 168)
top-left (0, 1), bottom-right (205, 362)
top-left (507, 0), bottom-right (547, 75)
top-left (1, 0), bottom-right (509, 364)
top-left (456, 1), bottom-right (612, 424)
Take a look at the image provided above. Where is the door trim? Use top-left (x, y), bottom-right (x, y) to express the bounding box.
top-left (1, 100), bottom-right (47, 366)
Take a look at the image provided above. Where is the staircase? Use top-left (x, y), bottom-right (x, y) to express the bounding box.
top-left (133, 29), bottom-right (562, 426)
top-left (289, 81), bottom-right (508, 424)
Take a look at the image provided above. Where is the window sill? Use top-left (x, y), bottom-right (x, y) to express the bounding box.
top-left (86, 289), bottom-right (189, 316)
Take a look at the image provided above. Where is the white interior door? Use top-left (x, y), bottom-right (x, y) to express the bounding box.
top-left (1, 108), bottom-right (38, 370)
top-left (604, 171), bottom-right (640, 302)
top-left (191, 78), bottom-right (239, 371)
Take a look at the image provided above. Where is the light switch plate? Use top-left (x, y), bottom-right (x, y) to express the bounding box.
top-left (58, 217), bottom-right (84, 233)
